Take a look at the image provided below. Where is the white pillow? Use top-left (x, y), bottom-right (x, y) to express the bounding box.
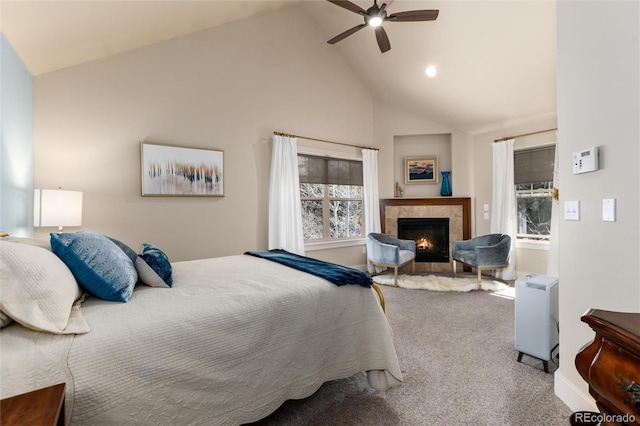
top-left (0, 241), bottom-right (89, 334)
top-left (0, 235), bottom-right (51, 250)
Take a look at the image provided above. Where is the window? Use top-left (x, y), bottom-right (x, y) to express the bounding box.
top-left (298, 155), bottom-right (363, 242)
top-left (514, 145), bottom-right (555, 241)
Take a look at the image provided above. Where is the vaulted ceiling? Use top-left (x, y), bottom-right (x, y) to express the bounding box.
top-left (1, 0), bottom-right (557, 134)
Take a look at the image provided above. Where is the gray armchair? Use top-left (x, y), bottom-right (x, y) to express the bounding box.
top-left (451, 233), bottom-right (512, 289)
top-left (366, 233), bottom-right (416, 287)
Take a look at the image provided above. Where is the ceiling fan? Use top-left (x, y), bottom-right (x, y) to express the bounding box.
top-left (326, 0), bottom-right (439, 53)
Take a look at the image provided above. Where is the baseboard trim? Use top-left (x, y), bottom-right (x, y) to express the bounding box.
top-left (554, 370), bottom-right (597, 412)
top-left (353, 264), bottom-right (368, 272)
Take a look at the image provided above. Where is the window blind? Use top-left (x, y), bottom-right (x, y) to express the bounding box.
top-left (298, 155), bottom-right (363, 186)
top-left (514, 145), bottom-right (556, 184)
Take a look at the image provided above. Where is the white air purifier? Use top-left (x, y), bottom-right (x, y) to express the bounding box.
top-left (514, 275), bottom-right (559, 371)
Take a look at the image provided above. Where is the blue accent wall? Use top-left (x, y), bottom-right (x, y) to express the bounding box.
top-left (0, 32), bottom-right (34, 236)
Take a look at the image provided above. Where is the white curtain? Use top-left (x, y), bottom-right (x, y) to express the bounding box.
top-left (491, 139), bottom-right (516, 280)
top-left (547, 133), bottom-right (560, 277)
top-left (362, 149), bottom-right (382, 273)
top-left (362, 149), bottom-right (381, 235)
top-left (268, 135), bottom-right (305, 255)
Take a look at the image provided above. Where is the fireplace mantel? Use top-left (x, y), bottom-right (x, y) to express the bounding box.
top-left (379, 197), bottom-right (472, 272)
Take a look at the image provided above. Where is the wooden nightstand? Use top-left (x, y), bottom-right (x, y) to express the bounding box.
top-left (0, 383), bottom-right (66, 426)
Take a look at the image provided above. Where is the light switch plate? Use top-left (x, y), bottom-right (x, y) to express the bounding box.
top-left (483, 204), bottom-right (490, 212)
top-left (564, 201), bottom-right (580, 221)
top-left (603, 199), bottom-right (616, 222)
top-left (483, 212), bottom-right (490, 220)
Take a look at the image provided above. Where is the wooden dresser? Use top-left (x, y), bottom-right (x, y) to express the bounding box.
top-left (576, 309), bottom-right (640, 425)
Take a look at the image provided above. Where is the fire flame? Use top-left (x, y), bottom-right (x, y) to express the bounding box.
top-left (417, 238), bottom-right (433, 250)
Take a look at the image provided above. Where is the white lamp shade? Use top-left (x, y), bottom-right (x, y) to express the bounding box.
top-left (34, 189), bottom-right (83, 227)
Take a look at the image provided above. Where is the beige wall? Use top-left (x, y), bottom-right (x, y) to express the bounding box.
top-left (374, 99), bottom-right (473, 200)
top-left (28, 0), bottom-right (593, 284)
top-left (31, 5), bottom-right (478, 268)
top-left (554, 0), bottom-right (639, 411)
top-left (33, 5), bottom-right (376, 262)
top-left (393, 133), bottom-right (452, 199)
top-left (514, 246), bottom-right (549, 276)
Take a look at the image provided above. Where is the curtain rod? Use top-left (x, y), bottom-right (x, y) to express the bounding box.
top-left (273, 131), bottom-right (379, 151)
top-left (494, 127), bottom-right (558, 143)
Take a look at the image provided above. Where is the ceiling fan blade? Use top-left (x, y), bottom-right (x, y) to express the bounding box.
top-left (387, 10), bottom-right (439, 22)
top-left (326, 0), bottom-right (366, 15)
top-left (375, 26), bottom-right (391, 53)
top-left (327, 23), bottom-right (367, 44)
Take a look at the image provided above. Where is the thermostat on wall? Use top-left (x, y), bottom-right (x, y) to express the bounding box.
top-left (573, 147), bottom-right (598, 174)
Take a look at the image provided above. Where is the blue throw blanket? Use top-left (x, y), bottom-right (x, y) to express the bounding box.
top-left (245, 249), bottom-right (372, 288)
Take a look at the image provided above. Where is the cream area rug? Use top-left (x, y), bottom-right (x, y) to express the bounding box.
top-left (372, 274), bottom-right (510, 292)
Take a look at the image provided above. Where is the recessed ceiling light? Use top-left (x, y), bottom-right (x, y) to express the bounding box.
top-left (425, 66), bottom-right (437, 78)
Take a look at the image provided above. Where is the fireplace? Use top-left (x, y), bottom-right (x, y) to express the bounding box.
top-left (397, 218), bottom-right (450, 263)
top-left (380, 198), bottom-right (470, 273)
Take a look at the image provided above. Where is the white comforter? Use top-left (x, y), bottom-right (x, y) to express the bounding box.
top-left (1, 255), bottom-right (402, 425)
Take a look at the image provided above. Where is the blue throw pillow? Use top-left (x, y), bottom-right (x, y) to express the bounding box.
top-left (135, 243), bottom-right (173, 288)
top-left (50, 232), bottom-right (137, 302)
top-left (107, 236), bottom-right (138, 264)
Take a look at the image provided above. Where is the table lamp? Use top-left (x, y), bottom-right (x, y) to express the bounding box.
top-left (34, 188), bottom-right (83, 232)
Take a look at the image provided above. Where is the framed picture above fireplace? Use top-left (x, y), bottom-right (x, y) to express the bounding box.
top-left (405, 156), bottom-right (438, 184)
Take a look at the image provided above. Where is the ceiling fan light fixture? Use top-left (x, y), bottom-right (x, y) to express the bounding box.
top-left (368, 16), bottom-right (383, 27)
top-left (326, 0), bottom-right (439, 53)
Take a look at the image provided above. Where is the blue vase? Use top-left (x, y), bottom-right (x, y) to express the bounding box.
top-left (440, 171), bottom-right (452, 196)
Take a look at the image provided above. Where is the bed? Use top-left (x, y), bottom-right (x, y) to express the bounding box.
top-left (0, 233), bottom-right (402, 425)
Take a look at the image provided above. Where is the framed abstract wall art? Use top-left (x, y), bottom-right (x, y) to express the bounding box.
top-left (140, 142), bottom-right (224, 196)
top-left (405, 156), bottom-right (438, 184)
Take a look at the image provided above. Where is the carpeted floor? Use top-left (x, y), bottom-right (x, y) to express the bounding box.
top-left (249, 281), bottom-right (573, 426)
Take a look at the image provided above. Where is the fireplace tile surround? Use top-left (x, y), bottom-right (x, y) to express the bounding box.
top-left (380, 198), bottom-right (471, 273)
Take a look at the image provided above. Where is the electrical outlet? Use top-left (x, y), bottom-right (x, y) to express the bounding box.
top-left (362, 246), bottom-right (366, 254)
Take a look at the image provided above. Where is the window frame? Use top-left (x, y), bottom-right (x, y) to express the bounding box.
top-left (300, 184), bottom-right (364, 242)
top-left (513, 143), bottom-right (556, 249)
top-left (515, 182), bottom-right (553, 242)
top-left (297, 153), bottom-right (365, 250)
